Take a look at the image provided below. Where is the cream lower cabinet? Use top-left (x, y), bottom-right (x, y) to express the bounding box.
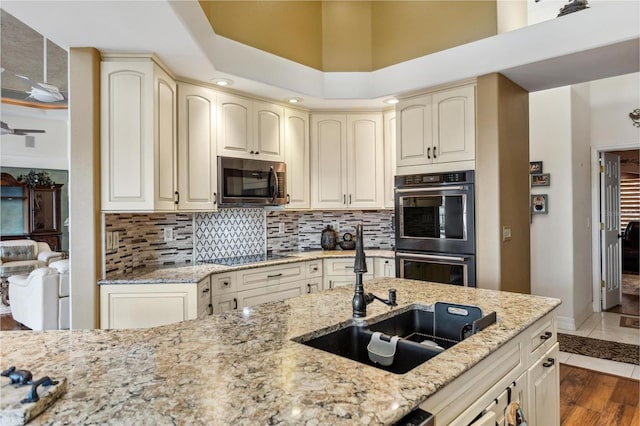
top-left (211, 271), bottom-right (238, 314)
top-left (421, 310), bottom-right (559, 426)
top-left (373, 258), bottom-right (396, 278)
top-left (323, 258), bottom-right (374, 289)
top-left (100, 280), bottom-right (208, 329)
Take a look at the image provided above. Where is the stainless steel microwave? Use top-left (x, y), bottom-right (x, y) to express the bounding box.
top-left (217, 157), bottom-right (287, 206)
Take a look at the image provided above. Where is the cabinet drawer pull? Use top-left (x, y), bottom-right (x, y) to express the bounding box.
top-left (329, 280), bottom-right (333, 289)
top-left (343, 194), bottom-right (346, 204)
top-left (542, 358), bottom-right (555, 368)
top-left (222, 281), bottom-right (229, 287)
top-left (349, 194), bottom-right (352, 204)
top-left (540, 331), bottom-right (552, 340)
top-left (312, 266), bottom-right (318, 272)
top-left (202, 288), bottom-right (210, 294)
top-left (307, 283), bottom-right (311, 293)
top-left (286, 194), bottom-right (291, 204)
top-left (267, 273), bottom-right (283, 278)
top-left (233, 298), bottom-right (238, 310)
top-left (427, 147), bottom-right (431, 159)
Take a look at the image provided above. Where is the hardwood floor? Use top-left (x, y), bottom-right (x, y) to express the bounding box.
top-left (561, 364), bottom-right (639, 426)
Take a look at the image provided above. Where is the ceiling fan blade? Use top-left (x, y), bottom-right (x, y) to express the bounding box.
top-left (13, 128), bottom-right (46, 134)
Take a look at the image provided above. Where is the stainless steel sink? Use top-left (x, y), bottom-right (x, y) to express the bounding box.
top-left (293, 303), bottom-right (495, 375)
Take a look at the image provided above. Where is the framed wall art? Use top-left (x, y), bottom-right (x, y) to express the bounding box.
top-left (529, 161), bottom-right (543, 174)
top-left (531, 194), bottom-right (548, 215)
top-left (531, 173), bottom-right (551, 187)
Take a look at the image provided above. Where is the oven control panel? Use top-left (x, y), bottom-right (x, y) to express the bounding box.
top-left (396, 170), bottom-right (474, 186)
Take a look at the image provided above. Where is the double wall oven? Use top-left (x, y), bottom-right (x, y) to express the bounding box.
top-left (395, 170), bottom-right (476, 287)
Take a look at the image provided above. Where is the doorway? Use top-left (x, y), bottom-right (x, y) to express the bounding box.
top-left (592, 147), bottom-right (640, 316)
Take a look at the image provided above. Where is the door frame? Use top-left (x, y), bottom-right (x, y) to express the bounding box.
top-left (590, 143), bottom-right (638, 312)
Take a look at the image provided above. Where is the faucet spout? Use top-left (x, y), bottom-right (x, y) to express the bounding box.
top-left (352, 223), bottom-right (368, 318)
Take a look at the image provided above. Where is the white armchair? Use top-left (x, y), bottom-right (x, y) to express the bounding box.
top-left (8, 259), bottom-right (70, 330)
top-left (0, 240), bottom-right (63, 277)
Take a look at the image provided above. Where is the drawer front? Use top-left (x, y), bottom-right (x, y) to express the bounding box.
top-left (237, 282), bottom-right (304, 308)
top-left (237, 263), bottom-right (305, 291)
top-left (324, 258), bottom-right (358, 276)
top-left (211, 271), bottom-right (238, 295)
top-left (198, 278), bottom-right (212, 318)
top-left (529, 313), bottom-right (556, 362)
top-left (306, 260), bottom-right (323, 278)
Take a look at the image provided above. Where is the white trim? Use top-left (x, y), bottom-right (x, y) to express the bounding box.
top-left (590, 142), bottom-right (640, 313)
top-left (557, 315), bottom-right (577, 331)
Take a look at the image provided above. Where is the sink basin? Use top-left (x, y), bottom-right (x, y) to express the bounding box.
top-left (293, 303), bottom-right (495, 375)
top-left (298, 325), bottom-right (441, 374)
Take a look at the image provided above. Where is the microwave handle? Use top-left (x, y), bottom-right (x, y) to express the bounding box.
top-left (270, 166), bottom-right (278, 202)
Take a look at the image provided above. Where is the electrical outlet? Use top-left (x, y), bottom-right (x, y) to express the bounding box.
top-left (113, 231), bottom-right (119, 249)
top-left (278, 223), bottom-right (285, 235)
top-left (106, 231), bottom-right (113, 251)
top-left (502, 226), bottom-right (512, 242)
top-left (164, 227), bottom-right (175, 242)
top-left (331, 221), bottom-right (339, 232)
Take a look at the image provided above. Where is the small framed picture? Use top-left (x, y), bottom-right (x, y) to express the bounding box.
top-left (531, 194), bottom-right (548, 215)
top-left (529, 161), bottom-right (543, 174)
top-left (531, 173), bottom-right (551, 187)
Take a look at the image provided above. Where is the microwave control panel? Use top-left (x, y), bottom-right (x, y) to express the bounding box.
top-left (396, 170), bottom-right (474, 187)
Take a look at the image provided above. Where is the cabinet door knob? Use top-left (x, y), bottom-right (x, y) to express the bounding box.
top-left (202, 288), bottom-right (210, 294)
top-left (427, 147), bottom-right (431, 159)
top-left (222, 281), bottom-right (229, 287)
top-left (255, 151), bottom-right (259, 155)
top-left (540, 331), bottom-right (552, 340)
top-left (250, 150), bottom-right (255, 154)
top-left (542, 358), bottom-right (555, 368)
top-left (233, 298), bottom-right (238, 310)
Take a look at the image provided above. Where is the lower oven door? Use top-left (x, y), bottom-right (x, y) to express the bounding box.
top-left (396, 251), bottom-right (476, 287)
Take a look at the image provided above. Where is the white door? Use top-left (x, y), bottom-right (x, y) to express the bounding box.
top-left (177, 83), bottom-right (217, 211)
top-left (347, 114), bottom-right (383, 209)
top-left (601, 152), bottom-right (622, 310)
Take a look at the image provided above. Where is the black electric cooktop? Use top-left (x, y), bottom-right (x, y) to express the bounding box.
top-left (197, 253), bottom-right (291, 266)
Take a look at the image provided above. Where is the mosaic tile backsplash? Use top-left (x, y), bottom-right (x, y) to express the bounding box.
top-left (104, 213), bottom-right (194, 277)
top-left (267, 210), bottom-right (394, 253)
top-left (194, 208), bottom-right (266, 261)
top-left (104, 209), bottom-right (393, 277)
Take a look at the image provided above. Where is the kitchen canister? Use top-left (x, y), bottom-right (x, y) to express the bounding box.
top-left (320, 225), bottom-right (338, 250)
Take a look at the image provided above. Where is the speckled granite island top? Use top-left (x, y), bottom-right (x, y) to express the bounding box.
top-left (1, 279), bottom-right (560, 425)
top-left (99, 250), bottom-right (395, 284)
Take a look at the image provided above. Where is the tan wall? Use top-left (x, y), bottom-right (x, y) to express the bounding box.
top-left (322, 1), bottom-right (372, 72)
top-left (476, 73), bottom-right (530, 294)
top-left (69, 47), bottom-right (101, 328)
top-left (199, 1), bottom-right (497, 71)
top-left (199, 1), bottom-right (323, 70)
top-left (371, 1), bottom-right (497, 70)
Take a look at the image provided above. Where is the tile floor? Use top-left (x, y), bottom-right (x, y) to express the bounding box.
top-left (558, 311), bottom-right (640, 380)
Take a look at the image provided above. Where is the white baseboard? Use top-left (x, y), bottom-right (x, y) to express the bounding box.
top-left (557, 303), bottom-right (594, 331)
top-left (557, 315), bottom-right (577, 331)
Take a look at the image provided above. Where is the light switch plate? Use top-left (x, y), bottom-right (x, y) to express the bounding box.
top-left (164, 227), bottom-right (174, 242)
top-left (502, 226), bottom-right (512, 242)
top-left (278, 223), bottom-right (285, 234)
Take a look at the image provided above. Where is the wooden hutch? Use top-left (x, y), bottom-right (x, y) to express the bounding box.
top-left (0, 172), bottom-right (63, 251)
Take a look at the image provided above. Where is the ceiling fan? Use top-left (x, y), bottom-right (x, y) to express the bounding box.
top-left (1, 37), bottom-right (66, 103)
top-left (1, 121), bottom-right (45, 136)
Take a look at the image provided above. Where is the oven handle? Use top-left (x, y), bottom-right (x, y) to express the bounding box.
top-left (397, 252), bottom-right (467, 262)
top-left (395, 186), bottom-right (466, 193)
top-left (270, 166), bottom-right (278, 202)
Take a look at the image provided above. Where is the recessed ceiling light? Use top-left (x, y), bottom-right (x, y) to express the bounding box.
top-left (384, 98), bottom-right (399, 105)
top-left (286, 97), bottom-right (303, 104)
top-left (212, 78), bottom-right (233, 87)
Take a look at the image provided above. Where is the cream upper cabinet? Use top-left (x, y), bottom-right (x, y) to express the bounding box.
top-left (396, 83), bottom-right (476, 174)
top-left (101, 59), bottom-right (177, 211)
top-left (383, 110), bottom-right (396, 209)
top-left (177, 83), bottom-right (218, 211)
top-left (311, 113), bottom-right (383, 210)
top-left (253, 101), bottom-right (285, 161)
top-left (217, 93), bottom-right (284, 162)
top-left (284, 108), bottom-right (310, 209)
top-left (396, 95), bottom-right (432, 168)
top-left (311, 114), bottom-right (348, 209)
top-left (431, 85), bottom-right (476, 164)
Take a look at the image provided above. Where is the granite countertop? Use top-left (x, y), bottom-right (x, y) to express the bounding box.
top-left (0, 279), bottom-right (561, 425)
top-left (99, 249), bottom-right (396, 285)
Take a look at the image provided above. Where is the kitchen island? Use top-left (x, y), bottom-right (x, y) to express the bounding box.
top-left (0, 279), bottom-right (560, 425)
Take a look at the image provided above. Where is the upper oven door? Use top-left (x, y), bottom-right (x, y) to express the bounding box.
top-left (218, 157), bottom-right (286, 205)
top-left (395, 183), bottom-right (475, 254)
